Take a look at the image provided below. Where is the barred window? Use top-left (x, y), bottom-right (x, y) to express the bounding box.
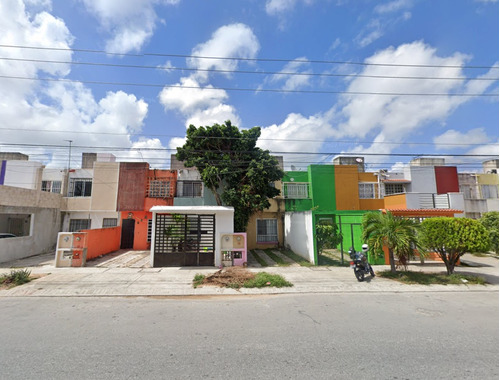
top-left (283, 183), bottom-right (309, 199)
top-left (257, 219), bottom-right (278, 243)
top-left (358, 183), bottom-right (376, 199)
top-left (177, 181), bottom-right (202, 197)
top-left (384, 183), bottom-right (404, 195)
top-left (147, 219), bottom-right (152, 242)
top-left (42, 180), bottom-right (62, 193)
top-left (69, 219), bottom-right (91, 232)
top-left (103, 218), bottom-right (117, 228)
top-left (68, 178), bottom-right (92, 197)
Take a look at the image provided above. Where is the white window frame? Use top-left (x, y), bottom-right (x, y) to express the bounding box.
top-left (42, 180), bottom-right (62, 194)
top-left (384, 183), bottom-right (405, 196)
top-left (283, 182), bottom-right (309, 199)
top-left (102, 218), bottom-right (118, 228)
top-left (177, 181), bottom-right (203, 197)
top-left (68, 178), bottom-right (92, 197)
top-left (256, 219), bottom-right (278, 243)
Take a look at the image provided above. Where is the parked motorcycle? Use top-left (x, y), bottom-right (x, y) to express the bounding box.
top-left (349, 244), bottom-right (375, 282)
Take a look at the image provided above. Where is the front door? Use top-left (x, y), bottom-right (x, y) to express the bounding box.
top-left (120, 219), bottom-right (135, 249)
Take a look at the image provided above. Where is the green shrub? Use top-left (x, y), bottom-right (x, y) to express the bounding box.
top-left (0, 269), bottom-right (32, 287)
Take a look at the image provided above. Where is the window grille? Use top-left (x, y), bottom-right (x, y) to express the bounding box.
top-left (358, 183), bottom-right (376, 199)
top-left (68, 178), bottom-right (92, 197)
top-left (384, 183), bottom-right (404, 195)
top-left (256, 219), bottom-right (278, 243)
top-left (177, 181), bottom-right (202, 197)
top-left (103, 218), bottom-right (117, 228)
top-left (283, 183), bottom-right (309, 199)
top-left (147, 219), bottom-right (152, 242)
top-left (69, 219), bottom-right (91, 232)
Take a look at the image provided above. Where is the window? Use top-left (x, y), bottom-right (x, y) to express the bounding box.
top-left (69, 219), bottom-right (91, 232)
top-left (42, 180), bottom-right (62, 193)
top-left (256, 219), bottom-right (278, 243)
top-left (384, 183), bottom-right (404, 195)
top-left (102, 218), bottom-right (117, 228)
top-left (148, 180), bottom-right (172, 198)
top-left (177, 181), bottom-right (202, 197)
top-left (68, 178), bottom-right (92, 197)
top-left (147, 219), bottom-right (152, 242)
top-left (283, 182), bottom-right (309, 199)
top-left (481, 185), bottom-right (499, 199)
top-left (358, 183), bottom-right (375, 199)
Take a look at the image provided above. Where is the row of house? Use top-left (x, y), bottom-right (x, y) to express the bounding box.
top-left (0, 151), bottom-right (498, 265)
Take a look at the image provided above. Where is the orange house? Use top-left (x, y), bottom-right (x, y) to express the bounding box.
top-left (117, 163), bottom-right (177, 250)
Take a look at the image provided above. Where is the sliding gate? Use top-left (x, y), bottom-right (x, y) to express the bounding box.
top-left (153, 213), bottom-right (215, 267)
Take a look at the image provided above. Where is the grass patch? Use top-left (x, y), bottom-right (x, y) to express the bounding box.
top-left (318, 254), bottom-right (349, 267)
top-left (192, 273), bottom-right (205, 288)
top-left (250, 250), bottom-right (268, 267)
top-left (281, 249), bottom-right (313, 267)
top-left (242, 272), bottom-right (293, 288)
top-left (0, 269), bottom-right (32, 289)
top-left (193, 267), bottom-right (293, 289)
top-left (264, 249), bottom-right (290, 266)
top-left (378, 270), bottom-right (486, 285)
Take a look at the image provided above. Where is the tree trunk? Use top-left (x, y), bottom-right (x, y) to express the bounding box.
top-left (388, 248), bottom-right (396, 273)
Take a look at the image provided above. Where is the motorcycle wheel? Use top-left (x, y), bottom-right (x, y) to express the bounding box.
top-left (355, 269), bottom-right (364, 282)
top-left (370, 266), bottom-right (375, 277)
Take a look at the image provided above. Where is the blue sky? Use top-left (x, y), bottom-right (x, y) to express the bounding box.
top-left (0, 0), bottom-right (498, 171)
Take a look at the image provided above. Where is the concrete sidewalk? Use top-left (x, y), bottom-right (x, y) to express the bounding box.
top-left (0, 253), bottom-right (498, 297)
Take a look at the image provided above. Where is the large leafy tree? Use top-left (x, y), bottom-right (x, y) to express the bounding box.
top-left (361, 211), bottom-right (420, 273)
top-left (479, 211), bottom-right (499, 255)
top-left (176, 121), bottom-right (284, 232)
top-left (315, 221), bottom-right (343, 256)
top-left (420, 217), bottom-right (490, 275)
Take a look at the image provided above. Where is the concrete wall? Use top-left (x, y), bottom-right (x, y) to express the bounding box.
top-left (91, 162), bottom-right (119, 211)
top-left (61, 211), bottom-right (120, 231)
top-left (81, 227), bottom-right (121, 260)
top-left (0, 196), bottom-right (61, 263)
top-left (284, 211), bottom-right (315, 264)
top-left (2, 160), bottom-right (43, 190)
top-left (406, 166), bottom-right (437, 193)
top-left (117, 163), bottom-right (148, 211)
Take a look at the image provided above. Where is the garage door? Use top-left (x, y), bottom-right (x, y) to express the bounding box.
top-left (153, 213), bottom-right (215, 267)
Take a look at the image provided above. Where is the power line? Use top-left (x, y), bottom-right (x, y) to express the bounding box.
top-left (0, 75), bottom-right (497, 97)
top-left (0, 56), bottom-right (497, 81)
top-left (0, 44), bottom-right (497, 69)
top-left (0, 142), bottom-right (495, 157)
top-left (0, 127), bottom-right (498, 146)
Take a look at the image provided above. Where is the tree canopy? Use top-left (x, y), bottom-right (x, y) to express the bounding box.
top-left (361, 211), bottom-right (420, 273)
top-left (420, 217), bottom-right (490, 275)
top-left (479, 211), bottom-right (499, 254)
top-left (176, 121), bottom-right (284, 232)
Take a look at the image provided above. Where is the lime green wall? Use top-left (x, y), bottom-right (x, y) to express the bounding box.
top-left (283, 171), bottom-right (312, 211)
top-left (309, 165), bottom-right (336, 211)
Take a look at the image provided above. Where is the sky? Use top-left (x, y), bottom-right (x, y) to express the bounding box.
top-left (0, 0), bottom-right (498, 172)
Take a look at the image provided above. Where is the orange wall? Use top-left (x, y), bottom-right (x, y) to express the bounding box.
top-left (144, 197), bottom-right (172, 210)
top-left (384, 194), bottom-right (407, 209)
top-left (334, 166), bottom-right (360, 210)
top-left (120, 211), bottom-right (151, 250)
top-left (359, 198), bottom-right (384, 210)
top-left (80, 227), bottom-right (121, 260)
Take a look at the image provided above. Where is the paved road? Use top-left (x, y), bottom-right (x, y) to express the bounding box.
top-left (0, 292), bottom-right (497, 379)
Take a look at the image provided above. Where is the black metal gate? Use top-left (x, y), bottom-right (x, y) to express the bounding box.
top-left (153, 213), bottom-right (215, 267)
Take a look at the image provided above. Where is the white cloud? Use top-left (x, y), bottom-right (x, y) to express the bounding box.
top-left (265, 0), bottom-right (313, 15)
top-left (160, 23), bottom-right (259, 130)
top-left (268, 57), bottom-right (312, 91)
top-left (375, 0), bottom-right (412, 14)
top-left (433, 128), bottom-right (492, 150)
top-left (188, 23), bottom-right (260, 83)
top-left (80, 0), bottom-right (179, 54)
top-left (159, 77), bottom-right (228, 115)
top-left (0, 1), bottom-right (169, 168)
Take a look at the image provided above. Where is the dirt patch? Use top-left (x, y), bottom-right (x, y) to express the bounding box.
top-left (201, 267), bottom-right (256, 288)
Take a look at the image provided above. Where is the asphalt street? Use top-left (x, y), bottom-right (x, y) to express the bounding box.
top-left (0, 292), bottom-right (497, 380)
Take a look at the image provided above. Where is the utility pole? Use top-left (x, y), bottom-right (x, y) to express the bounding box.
top-left (64, 140), bottom-right (73, 170)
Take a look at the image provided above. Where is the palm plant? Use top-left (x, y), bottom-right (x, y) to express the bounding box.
top-left (361, 211), bottom-right (420, 273)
